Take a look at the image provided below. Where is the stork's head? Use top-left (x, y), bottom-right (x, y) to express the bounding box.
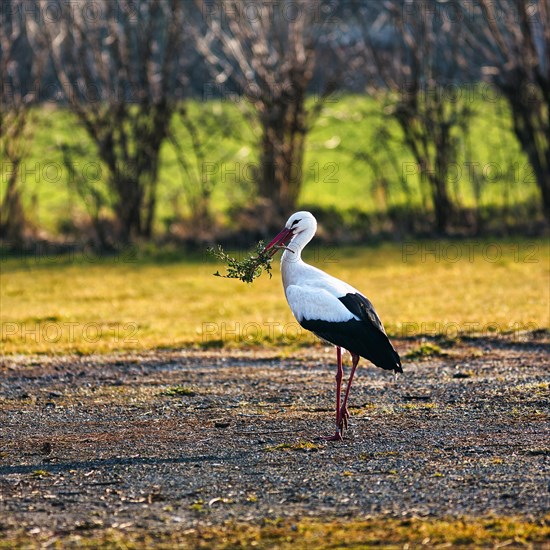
top-left (284, 211), bottom-right (317, 235)
top-left (264, 211), bottom-right (317, 255)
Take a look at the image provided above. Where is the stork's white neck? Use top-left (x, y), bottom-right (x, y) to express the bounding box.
top-left (281, 226), bottom-right (316, 290)
top-left (281, 226), bottom-right (315, 263)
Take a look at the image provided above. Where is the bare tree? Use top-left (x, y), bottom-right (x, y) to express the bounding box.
top-left (462, 0), bottom-right (550, 224)
top-left (31, 0), bottom-right (189, 243)
top-left (168, 102), bottom-right (252, 237)
top-left (349, 0), bottom-right (472, 234)
top-left (195, 0), bottom-right (340, 222)
top-left (0, 0), bottom-right (44, 244)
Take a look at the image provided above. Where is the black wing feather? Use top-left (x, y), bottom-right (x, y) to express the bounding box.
top-left (301, 292), bottom-right (402, 373)
top-left (339, 293), bottom-right (386, 334)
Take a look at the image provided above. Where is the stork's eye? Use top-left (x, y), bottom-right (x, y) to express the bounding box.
top-left (291, 219), bottom-right (301, 226)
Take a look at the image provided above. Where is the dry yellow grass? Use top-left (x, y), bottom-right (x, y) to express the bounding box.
top-left (1, 239), bottom-right (548, 354)
top-left (1, 515), bottom-right (548, 549)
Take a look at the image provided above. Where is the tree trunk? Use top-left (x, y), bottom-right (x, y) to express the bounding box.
top-left (0, 161), bottom-right (25, 244)
top-left (432, 121), bottom-right (454, 234)
top-left (429, 174), bottom-right (453, 235)
top-left (258, 99), bottom-right (307, 220)
top-left (509, 100), bottom-right (550, 224)
top-left (536, 169), bottom-right (550, 223)
top-left (528, 153), bottom-right (550, 223)
top-left (114, 178), bottom-right (143, 244)
top-left (141, 103), bottom-right (170, 238)
top-left (91, 102), bottom-right (171, 243)
top-left (397, 112), bottom-right (454, 235)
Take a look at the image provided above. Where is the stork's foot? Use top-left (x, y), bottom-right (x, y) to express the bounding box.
top-left (321, 429), bottom-right (343, 441)
top-left (338, 406), bottom-right (350, 431)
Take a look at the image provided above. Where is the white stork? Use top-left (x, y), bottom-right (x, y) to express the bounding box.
top-left (264, 211), bottom-right (402, 441)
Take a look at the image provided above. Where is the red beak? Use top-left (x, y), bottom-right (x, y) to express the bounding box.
top-left (264, 227), bottom-right (293, 257)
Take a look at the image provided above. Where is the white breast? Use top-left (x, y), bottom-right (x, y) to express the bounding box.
top-left (282, 259), bottom-right (361, 323)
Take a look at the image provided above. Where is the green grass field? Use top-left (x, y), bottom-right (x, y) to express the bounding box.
top-left (9, 93), bottom-right (538, 235)
top-left (1, 239), bottom-right (547, 354)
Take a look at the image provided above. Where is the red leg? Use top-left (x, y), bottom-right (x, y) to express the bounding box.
top-left (339, 353), bottom-right (360, 432)
top-left (322, 346), bottom-right (343, 441)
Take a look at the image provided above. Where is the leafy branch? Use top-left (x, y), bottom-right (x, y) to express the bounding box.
top-left (207, 241), bottom-right (274, 283)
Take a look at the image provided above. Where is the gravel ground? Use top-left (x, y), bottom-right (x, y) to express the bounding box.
top-left (0, 338), bottom-right (549, 538)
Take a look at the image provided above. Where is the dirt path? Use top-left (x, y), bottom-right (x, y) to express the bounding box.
top-left (1, 338), bottom-right (549, 542)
